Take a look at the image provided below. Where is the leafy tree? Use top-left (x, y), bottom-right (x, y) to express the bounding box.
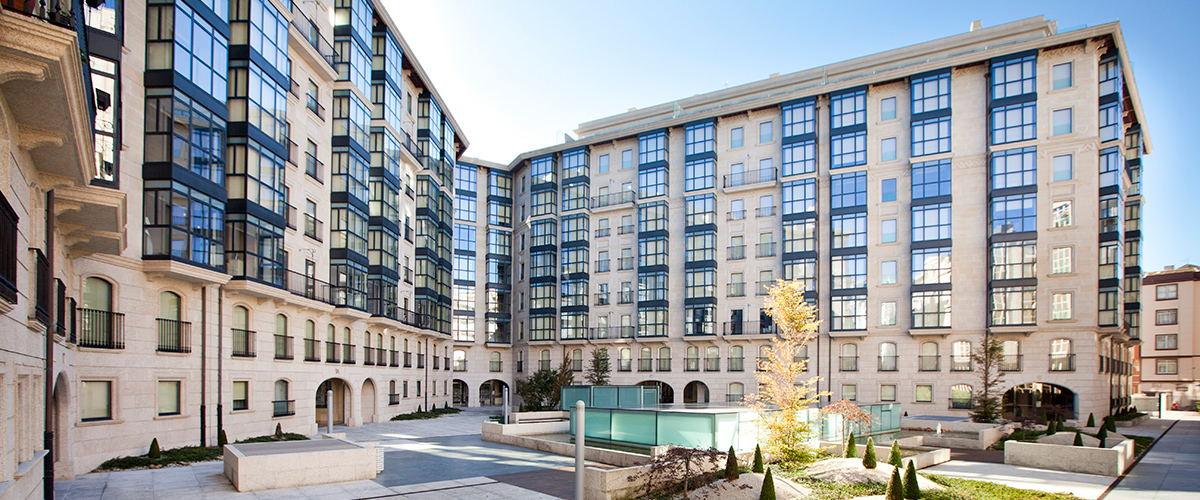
top-left (886, 466), bottom-right (904, 500)
top-left (903, 461), bottom-right (921, 499)
top-left (863, 437), bottom-right (877, 469)
top-left (888, 441), bottom-right (903, 468)
top-left (584, 347), bottom-right (611, 386)
top-left (515, 358), bottom-right (575, 411)
top-left (970, 335), bottom-right (1006, 423)
top-left (823, 399), bottom-right (877, 456)
top-left (1073, 431), bottom-right (1084, 447)
top-left (752, 444), bottom-right (764, 473)
top-left (148, 438), bottom-right (161, 459)
top-left (760, 467), bottom-right (776, 500)
top-left (743, 280), bottom-right (826, 469)
top-left (1087, 413), bottom-right (1095, 427)
top-left (725, 446), bottom-right (740, 480)
top-left (846, 432), bottom-right (857, 458)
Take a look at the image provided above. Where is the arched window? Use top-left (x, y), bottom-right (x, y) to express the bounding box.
top-left (454, 349), bottom-right (466, 371)
top-left (273, 380), bottom-right (292, 416)
top-left (920, 341), bottom-right (939, 371)
top-left (159, 291), bottom-right (180, 320)
top-left (1001, 340), bottom-right (1020, 371)
top-left (619, 347), bottom-right (631, 371)
top-left (640, 347), bottom-right (652, 371)
top-left (344, 327), bottom-right (352, 346)
top-left (728, 382), bottom-right (745, 403)
top-left (81, 277), bottom-right (115, 345)
top-left (952, 340), bottom-right (972, 371)
top-left (795, 343), bottom-right (809, 371)
top-left (82, 277), bottom-right (113, 311)
top-left (758, 345), bottom-right (770, 371)
top-left (879, 342), bottom-right (898, 371)
top-left (684, 346), bottom-right (698, 371)
top-left (841, 343), bottom-right (858, 371)
top-left (363, 331), bottom-right (371, 348)
top-left (657, 346), bottom-right (671, 371)
top-left (490, 351), bottom-right (502, 372)
top-left (389, 380), bottom-right (397, 404)
top-left (1050, 338), bottom-right (1074, 371)
top-left (540, 349), bottom-right (551, 371)
top-left (950, 384), bottom-right (972, 409)
top-left (233, 306), bottom-right (249, 329)
top-left (275, 314), bottom-right (290, 359)
top-left (232, 306), bottom-right (252, 357)
top-left (706, 346), bottom-right (720, 371)
top-left (328, 324), bottom-right (336, 343)
top-left (156, 291), bottom-right (184, 352)
top-left (730, 345), bottom-right (744, 372)
top-left (573, 348), bottom-right (584, 371)
top-left (305, 320), bottom-right (317, 361)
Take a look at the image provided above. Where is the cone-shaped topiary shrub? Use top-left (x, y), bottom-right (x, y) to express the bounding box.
top-left (1087, 413), bottom-right (1095, 427)
top-left (904, 461), bottom-right (921, 499)
top-left (863, 437), bottom-right (877, 469)
top-left (886, 466), bottom-right (904, 500)
top-left (760, 467), bottom-right (776, 500)
top-left (752, 444), bottom-right (764, 473)
top-left (1046, 420), bottom-right (1057, 436)
top-left (1097, 426), bottom-right (1108, 447)
top-left (218, 430), bottom-right (228, 447)
top-left (725, 446), bottom-right (740, 480)
top-left (148, 438), bottom-right (161, 459)
top-left (1073, 431), bottom-right (1084, 447)
top-left (275, 423), bottom-right (283, 439)
top-left (846, 432), bottom-right (858, 458)
top-left (889, 441), bottom-right (903, 468)
top-left (1106, 416), bottom-right (1117, 432)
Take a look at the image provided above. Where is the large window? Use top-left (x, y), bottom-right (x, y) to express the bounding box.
top-left (639, 238), bottom-right (667, 267)
top-left (530, 284), bottom-right (555, 309)
top-left (639, 132), bottom-right (667, 165)
top-left (331, 149), bottom-right (369, 203)
top-left (684, 159), bottom-right (715, 191)
top-left (329, 204), bottom-right (368, 255)
top-left (912, 290), bottom-right (951, 328)
top-left (831, 90), bottom-right (866, 128)
top-left (454, 224), bottom-right (476, 252)
top-left (912, 72), bottom-right (950, 113)
top-left (1157, 284), bottom-right (1178, 300)
top-left (145, 2), bottom-right (229, 101)
top-left (226, 214), bottom-right (286, 284)
top-left (638, 308), bottom-right (668, 338)
top-left (831, 296), bottom-right (867, 331)
top-left (531, 220), bottom-right (557, 247)
top-left (229, 62), bottom-right (287, 144)
top-left (686, 231), bottom-right (716, 262)
top-left (685, 269), bottom-right (716, 299)
top-left (783, 219), bottom-right (816, 253)
top-left (831, 172), bottom-right (867, 209)
top-left (530, 315), bottom-right (556, 341)
top-left (332, 91), bottom-right (370, 150)
top-left (783, 100), bottom-right (816, 137)
top-left (531, 190), bottom-right (556, 217)
top-left (488, 201), bottom-right (512, 227)
top-left (912, 159), bottom-right (951, 199)
top-left (991, 286), bottom-right (1036, 326)
top-left (562, 185), bottom-right (587, 212)
top-left (143, 90), bottom-right (228, 185)
top-left (1156, 309), bottom-right (1178, 326)
top-left (490, 172), bottom-right (513, 198)
top-left (831, 131), bottom-right (866, 168)
top-left (530, 251), bottom-right (555, 278)
top-left (991, 147), bottom-right (1037, 189)
top-left (912, 247), bottom-right (951, 285)
top-left (1099, 59), bottom-right (1121, 96)
top-left (562, 149), bottom-right (587, 179)
top-left (991, 240), bottom-right (1036, 280)
top-left (782, 179), bottom-right (817, 215)
top-left (81, 380), bottom-right (113, 421)
top-left (562, 215), bottom-right (587, 243)
top-left (831, 214), bottom-right (866, 249)
top-left (991, 193), bottom-right (1036, 234)
top-left (1099, 241), bottom-right (1121, 279)
top-left (638, 202), bottom-right (668, 233)
top-left (912, 203), bottom-right (951, 242)
top-left (638, 167), bottom-right (667, 199)
top-left (1157, 359), bottom-right (1178, 375)
top-left (638, 273), bottom-right (668, 302)
top-left (991, 54), bottom-right (1036, 100)
top-left (685, 194), bottom-right (716, 226)
top-left (143, 181), bottom-right (226, 269)
top-left (782, 141), bottom-right (816, 176)
top-left (991, 102), bottom-right (1036, 145)
top-left (783, 259), bottom-right (817, 293)
top-left (531, 157), bottom-right (555, 186)
top-left (1099, 147), bottom-right (1122, 187)
top-left (452, 255), bottom-right (475, 281)
top-left (832, 255), bottom-right (867, 289)
top-left (911, 117), bottom-right (951, 157)
top-left (685, 122), bottom-right (714, 156)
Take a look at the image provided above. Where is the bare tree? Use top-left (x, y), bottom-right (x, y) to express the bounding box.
top-left (822, 399), bottom-right (879, 453)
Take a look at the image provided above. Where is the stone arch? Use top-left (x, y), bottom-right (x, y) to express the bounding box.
top-left (315, 377), bottom-right (353, 427)
top-left (453, 379), bottom-right (468, 406)
top-left (479, 379), bottom-right (507, 406)
top-left (636, 380), bottom-right (674, 404)
top-left (1003, 382), bottom-right (1077, 420)
top-left (683, 381), bottom-right (709, 404)
top-left (362, 379), bottom-right (377, 423)
top-left (52, 371), bottom-right (71, 478)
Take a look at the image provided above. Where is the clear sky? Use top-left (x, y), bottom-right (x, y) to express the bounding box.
top-left (383, 0), bottom-right (1200, 272)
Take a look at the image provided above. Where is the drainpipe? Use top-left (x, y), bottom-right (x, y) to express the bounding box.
top-left (200, 286), bottom-right (206, 446)
top-left (43, 189), bottom-right (55, 499)
top-left (217, 285), bottom-right (224, 442)
top-left (424, 338), bottom-right (429, 410)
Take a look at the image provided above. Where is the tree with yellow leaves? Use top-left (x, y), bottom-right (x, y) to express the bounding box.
top-left (743, 279), bottom-right (828, 469)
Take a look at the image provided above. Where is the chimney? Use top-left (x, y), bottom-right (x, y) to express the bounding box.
top-left (1165, 265), bottom-right (1175, 271)
top-left (970, 20), bottom-right (983, 32)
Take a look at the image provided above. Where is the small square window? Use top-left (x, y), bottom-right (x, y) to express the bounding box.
top-left (881, 384), bottom-right (897, 402)
top-left (598, 154), bottom-right (609, 174)
top-left (1157, 359), bottom-right (1178, 375)
top-left (1052, 62), bottom-right (1072, 90)
top-left (881, 260), bottom-right (897, 285)
top-left (1156, 334), bottom-right (1178, 350)
top-left (81, 380), bottom-right (112, 421)
top-left (915, 384), bottom-right (933, 402)
top-left (1052, 201), bottom-right (1072, 228)
top-left (881, 302), bottom-right (897, 326)
top-left (881, 178), bottom-right (896, 202)
top-left (1052, 108), bottom-right (1073, 136)
top-left (842, 384), bottom-right (857, 401)
top-left (1051, 247), bottom-right (1073, 274)
top-left (881, 137), bottom-right (897, 162)
top-left (882, 219), bottom-right (897, 243)
top-left (1052, 292), bottom-right (1072, 320)
top-left (881, 97), bottom-right (896, 121)
top-left (731, 127), bottom-right (744, 148)
top-left (759, 122), bottom-right (773, 143)
top-left (1053, 155), bottom-right (1073, 181)
top-left (233, 381), bottom-right (249, 411)
top-left (158, 381), bottom-right (181, 416)
top-left (621, 150), bottom-right (632, 169)
top-left (1157, 284), bottom-right (1178, 300)
top-left (1156, 309), bottom-right (1178, 325)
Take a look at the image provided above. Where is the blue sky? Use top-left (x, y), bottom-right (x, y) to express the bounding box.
top-left (384, 0), bottom-right (1199, 272)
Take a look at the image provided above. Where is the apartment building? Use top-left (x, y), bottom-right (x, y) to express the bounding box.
top-left (1138, 265), bottom-right (1200, 407)
top-left (499, 16), bottom-right (1146, 421)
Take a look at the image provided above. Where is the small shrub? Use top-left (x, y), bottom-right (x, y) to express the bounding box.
top-left (274, 423), bottom-right (283, 439)
top-left (760, 467), bottom-right (776, 500)
top-left (886, 466), bottom-right (904, 500)
top-left (148, 439), bottom-right (161, 460)
top-left (888, 441), bottom-right (902, 468)
top-left (903, 411), bottom-right (908, 417)
top-left (863, 437), bottom-right (877, 469)
top-left (1106, 416), bottom-right (1117, 432)
top-left (903, 460), bottom-right (920, 499)
top-left (218, 430), bottom-right (228, 447)
top-left (1097, 426), bottom-right (1108, 447)
top-left (1087, 413), bottom-right (1095, 427)
top-left (846, 432), bottom-right (858, 458)
top-left (725, 446), bottom-right (740, 480)
top-left (1045, 420), bottom-right (1056, 436)
top-left (752, 444), bottom-right (764, 473)
top-left (1073, 431), bottom-right (1083, 447)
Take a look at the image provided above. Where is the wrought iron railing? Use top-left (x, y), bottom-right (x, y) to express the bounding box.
top-left (78, 308), bottom-right (125, 349)
top-left (232, 329), bottom-right (255, 357)
top-left (157, 318), bottom-right (191, 353)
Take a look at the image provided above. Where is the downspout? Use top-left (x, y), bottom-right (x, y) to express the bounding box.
top-left (44, 190), bottom-right (55, 499)
top-left (200, 286), bottom-right (206, 446)
top-left (217, 285), bottom-right (224, 441)
top-left (424, 338), bottom-right (429, 410)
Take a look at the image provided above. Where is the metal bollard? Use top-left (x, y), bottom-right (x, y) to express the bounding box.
top-left (327, 389), bottom-right (334, 435)
top-left (575, 400), bottom-right (585, 500)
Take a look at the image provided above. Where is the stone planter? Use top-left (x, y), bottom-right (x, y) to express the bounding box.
top-left (1114, 414), bottom-right (1150, 428)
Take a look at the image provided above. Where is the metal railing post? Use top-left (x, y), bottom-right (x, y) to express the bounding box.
top-left (575, 400), bottom-right (585, 500)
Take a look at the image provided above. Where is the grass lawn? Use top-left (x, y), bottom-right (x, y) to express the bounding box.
top-left (95, 433), bottom-right (309, 471)
top-left (780, 469), bottom-right (1086, 500)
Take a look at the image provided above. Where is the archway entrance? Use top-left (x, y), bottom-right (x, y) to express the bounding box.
top-left (453, 380), bottom-right (468, 406)
top-left (1003, 382), bottom-right (1076, 420)
top-left (362, 379), bottom-right (377, 423)
top-left (479, 379), bottom-right (507, 406)
top-left (637, 380), bottom-right (674, 404)
top-left (316, 378), bottom-right (350, 427)
top-left (683, 381), bottom-right (709, 404)
top-left (52, 372), bottom-right (71, 478)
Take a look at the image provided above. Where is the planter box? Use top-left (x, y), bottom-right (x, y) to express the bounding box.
top-left (901, 418), bottom-right (1013, 449)
top-left (1114, 415), bottom-right (1150, 428)
top-left (223, 436), bottom-right (377, 492)
top-left (819, 440), bottom-right (950, 470)
top-left (1004, 439), bottom-right (1135, 476)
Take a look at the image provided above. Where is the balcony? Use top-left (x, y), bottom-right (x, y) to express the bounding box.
top-left (638, 359), bottom-right (653, 372)
top-left (325, 341), bottom-right (341, 363)
top-left (78, 309), bottom-right (125, 349)
top-left (727, 394), bottom-right (745, 403)
top-left (591, 191), bottom-right (636, 211)
top-left (304, 338), bottom-right (321, 361)
top-left (756, 281), bottom-right (772, 296)
top-left (342, 344), bottom-right (356, 364)
top-left (404, 352), bottom-right (412, 367)
top-left (157, 319), bottom-right (191, 353)
top-left (417, 354), bottom-right (425, 369)
top-left (618, 359), bottom-right (632, 372)
top-left (232, 329), bottom-right (256, 357)
top-left (573, 359), bottom-right (585, 372)
top-left (304, 214), bottom-right (324, 242)
top-left (728, 245), bottom-right (746, 261)
top-left (274, 335), bottom-right (293, 360)
top-left (727, 282), bottom-right (745, 297)
top-left (539, 360), bottom-right (551, 371)
top-left (756, 242), bottom-right (776, 258)
top-left (1049, 353), bottom-right (1076, 372)
top-left (595, 260), bottom-right (610, 273)
top-left (491, 360), bottom-right (503, 372)
top-left (1000, 354), bottom-right (1023, 372)
top-left (840, 355), bottom-right (859, 372)
top-left (705, 357), bottom-right (720, 372)
top-left (618, 257), bottom-right (634, 270)
top-left (919, 355), bottom-right (940, 371)
top-left (618, 291), bottom-right (634, 304)
top-left (618, 224), bottom-right (635, 235)
top-left (363, 346), bottom-right (376, 366)
top-left (306, 94), bottom-right (326, 120)
top-left (389, 349), bottom-right (399, 367)
top-left (273, 400), bottom-right (295, 417)
top-left (727, 210), bottom-right (746, 221)
top-left (377, 348), bottom-right (387, 367)
top-left (289, 0), bottom-right (337, 68)
top-left (728, 356), bottom-right (744, 371)
top-left (878, 355), bottom-right (898, 372)
top-left (403, 266), bottom-right (413, 284)
top-left (595, 292), bottom-right (609, 306)
top-left (757, 206), bottom-right (777, 218)
top-left (951, 355), bottom-right (973, 372)
top-left (305, 153), bottom-right (324, 183)
top-left (723, 167), bottom-right (777, 190)
top-left (722, 321), bottom-right (775, 336)
top-left (595, 228), bottom-right (610, 238)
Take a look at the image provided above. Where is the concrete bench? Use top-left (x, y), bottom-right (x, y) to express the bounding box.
top-left (223, 436), bottom-right (378, 492)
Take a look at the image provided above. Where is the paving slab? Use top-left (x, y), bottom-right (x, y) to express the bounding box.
top-left (924, 460), bottom-right (1114, 499)
top-left (1104, 419), bottom-right (1200, 500)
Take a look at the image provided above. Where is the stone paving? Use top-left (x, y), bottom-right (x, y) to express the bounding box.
top-left (1103, 413), bottom-right (1200, 500)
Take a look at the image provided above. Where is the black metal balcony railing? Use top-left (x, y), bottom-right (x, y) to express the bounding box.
top-left (595, 292), bottom-right (609, 306)
top-left (274, 335), bottom-right (293, 360)
top-left (919, 355), bottom-right (940, 371)
top-left (288, 78), bottom-right (300, 98)
top-left (289, 0), bottom-right (337, 67)
top-left (284, 268), bottom-right (331, 303)
top-left (325, 341), bottom-right (341, 363)
top-left (727, 394), bottom-right (745, 403)
top-left (1000, 354), bottom-right (1023, 372)
top-left (595, 260), bottom-right (610, 273)
top-left (840, 355), bottom-right (859, 372)
top-left (727, 282), bottom-right (746, 297)
top-left (618, 224), bottom-right (635, 235)
top-left (573, 359), bottom-right (584, 372)
top-left (417, 354), bottom-right (425, 368)
top-left (433, 355), bottom-right (440, 370)
top-left (363, 346), bottom-right (376, 366)
top-left (305, 153), bottom-right (323, 183)
top-left (157, 318), bottom-right (191, 353)
top-left (655, 358), bottom-right (670, 372)
top-left (951, 355), bottom-right (973, 372)
top-left (756, 281), bottom-right (773, 295)
top-left (638, 359), bottom-right (653, 372)
top-left (757, 242), bottom-right (776, 258)
top-left (342, 344), bottom-right (356, 364)
top-left (232, 329), bottom-right (256, 357)
top-left (724, 167), bottom-right (777, 188)
top-left (273, 400), bottom-right (295, 417)
top-left (728, 245), bottom-right (746, 260)
top-left (878, 355), bottom-right (898, 372)
top-left (1049, 353), bottom-right (1076, 372)
top-left (727, 210), bottom-right (746, 221)
top-left (591, 191), bottom-right (636, 208)
top-left (34, 249), bottom-right (50, 325)
top-left (304, 214), bottom-right (324, 242)
top-left (306, 93), bottom-right (326, 120)
top-left (78, 309), bottom-right (125, 349)
top-left (595, 228), bottom-right (610, 238)
top-left (389, 394), bottom-right (400, 405)
top-left (403, 266), bottom-right (414, 284)
top-left (756, 356), bottom-right (770, 371)
top-left (618, 291), bottom-right (634, 304)
top-left (705, 357), bottom-right (720, 372)
top-left (618, 257), bottom-right (634, 270)
top-left (378, 348), bottom-right (387, 367)
top-left (304, 338), bottom-right (321, 361)
top-left (539, 360), bottom-right (552, 371)
top-left (618, 359), bottom-right (632, 372)
top-left (404, 352), bottom-right (412, 367)
top-left (723, 321), bottom-right (775, 336)
top-left (756, 206), bottom-right (777, 217)
top-left (491, 360), bottom-right (503, 372)
top-left (729, 356), bottom-right (744, 371)
top-left (389, 349), bottom-right (399, 367)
